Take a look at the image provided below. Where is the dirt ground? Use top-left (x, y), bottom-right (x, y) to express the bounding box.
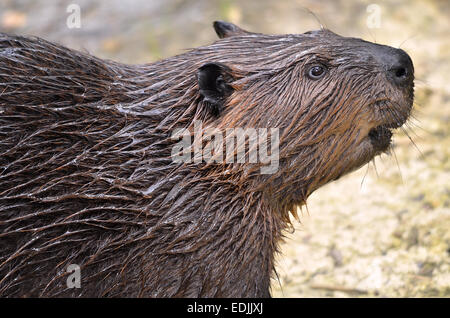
top-left (1, 0), bottom-right (448, 297)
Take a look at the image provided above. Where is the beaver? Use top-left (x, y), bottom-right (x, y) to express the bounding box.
top-left (0, 21), bottom-right (414, 297)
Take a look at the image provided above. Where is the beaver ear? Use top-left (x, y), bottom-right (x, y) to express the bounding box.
top-left (213, 21), bottom-right (251, 39)
top-left (197, 62), bottom-right (234, 116)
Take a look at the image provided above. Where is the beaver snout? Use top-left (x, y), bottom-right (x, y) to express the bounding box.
top-left (371, 45), bottom-right (414, 86)
top-left (361, 43), bottom-right (414, 152)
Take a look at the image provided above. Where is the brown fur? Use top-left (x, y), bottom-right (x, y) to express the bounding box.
top-left (0, 22), bottom-right (414, 297)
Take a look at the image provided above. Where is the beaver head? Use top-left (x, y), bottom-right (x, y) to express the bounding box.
top-left (0, 21), bottom-right (414, 297)
top-left (195, 21), bottom-right (414, 213)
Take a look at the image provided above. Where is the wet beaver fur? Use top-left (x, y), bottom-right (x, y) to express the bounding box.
top-left (0, 21), bottom-right (414, 297)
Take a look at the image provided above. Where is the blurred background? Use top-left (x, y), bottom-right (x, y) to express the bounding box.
top-left (1, 0), bottom-right (448, 297)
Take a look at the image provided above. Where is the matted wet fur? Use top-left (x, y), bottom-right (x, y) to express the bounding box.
top-left (0, 21), bottom-right (414, 297)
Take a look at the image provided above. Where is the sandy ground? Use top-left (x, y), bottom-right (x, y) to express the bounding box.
top-left (1, 0), bottom-right (448, 297)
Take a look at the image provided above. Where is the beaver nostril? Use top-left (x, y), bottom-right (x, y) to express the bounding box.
top-left (388, 59), bottom-right (412, 85)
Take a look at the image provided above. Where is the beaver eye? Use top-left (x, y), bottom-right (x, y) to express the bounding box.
top-left (307, 64), bottom-right (327, 79)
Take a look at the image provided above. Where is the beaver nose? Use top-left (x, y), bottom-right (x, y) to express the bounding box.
top-left (379, 47), bottom-right (414, 86)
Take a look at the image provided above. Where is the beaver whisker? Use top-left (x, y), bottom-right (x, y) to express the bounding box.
top-left (381, 101), bottom-right (422, 159)
top-left (360, 161), bottom-right (371, 188)
top-left (384, 104), bottom-right (422, 158)
top-left (404, 120), bottom-right (423, 141)
top-left (400, 126), bottom-right (425, 160)
top-left (372, 157), bottom-right (380, 179)
top-left (390, 141), bottom-right (405, 184)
